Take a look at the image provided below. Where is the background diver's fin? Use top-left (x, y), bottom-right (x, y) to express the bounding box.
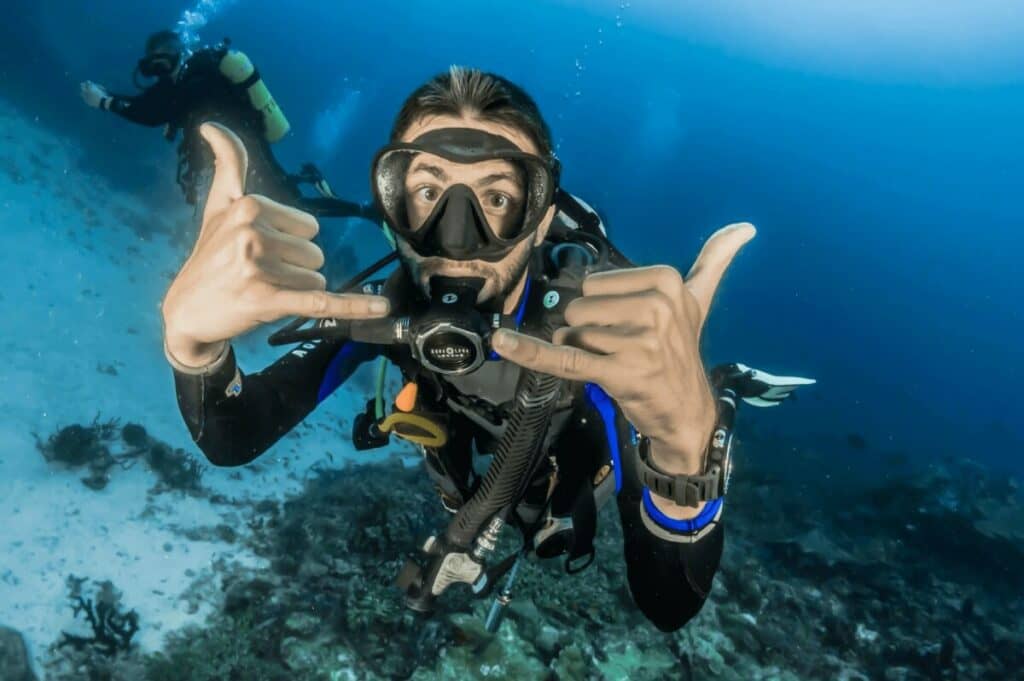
top-left (715, 363), bottom-right (816, 408)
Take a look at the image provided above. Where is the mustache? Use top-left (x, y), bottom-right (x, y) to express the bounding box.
top-left (416, 258), bottom-right (496, 279)
top-left (396, 236), bottom-right (533, 304)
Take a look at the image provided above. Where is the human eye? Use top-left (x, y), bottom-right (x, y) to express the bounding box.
top-left (414, 185), bottom-right (441, 203)
top-left (484, 191), bottom-right (514, 213)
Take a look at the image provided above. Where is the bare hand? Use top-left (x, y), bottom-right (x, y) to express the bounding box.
top-left (493, 224), bottom-right (756, 513)
top-left (80, 81), bottom-right (109, 109)
top-left (161, 123), bottom-right (390, 367)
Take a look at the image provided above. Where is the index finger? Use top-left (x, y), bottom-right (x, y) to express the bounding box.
top-left (269, 290), bottom-right (391, 321)
top-left (492, 329), bottom-right (609, 382)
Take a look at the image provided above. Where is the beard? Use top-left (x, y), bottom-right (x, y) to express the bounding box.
top-left (397, 236), bottom-right (535, 310)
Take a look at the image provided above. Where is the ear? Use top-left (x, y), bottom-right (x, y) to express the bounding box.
top-left (532, 204), bottom-right (558, 247)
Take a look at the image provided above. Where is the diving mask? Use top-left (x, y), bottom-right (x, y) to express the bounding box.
top-left (371, 127), bottom-right (560, 262)
top-left (137, 52), bottom-right (180, 78)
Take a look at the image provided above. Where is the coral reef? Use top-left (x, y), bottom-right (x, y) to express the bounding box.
top-left (56, 576), bottom-right (139, 658)
top-left (36, 417), bottom-right (120, 490)
top-left (39, 447), bottom-right (1024, 680)
top-left (35, 418), bottom-right (203, 493)
top-left (44, 577), bottom-right (147, 680)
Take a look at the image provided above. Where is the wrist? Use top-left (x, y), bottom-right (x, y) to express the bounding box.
top-left (648, 405), bottom-right (717, 475)
top-left (646, 437), bottom-right (709, 520)
top-left (164, 334), bottom-right (228, 371)
top-left (637, 390), bottom-right (732, 515)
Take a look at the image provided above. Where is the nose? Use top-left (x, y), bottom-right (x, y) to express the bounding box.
top-left (434, 185), bottom-right (488, 258)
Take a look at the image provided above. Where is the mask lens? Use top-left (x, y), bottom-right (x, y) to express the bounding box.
top-left (139, 53), bottom-right (176, 77)
top-left (371, 128), bottom-right (556, 261)
top-left (373, 149), bottom-right (551, 243)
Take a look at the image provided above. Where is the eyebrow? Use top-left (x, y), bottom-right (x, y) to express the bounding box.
top-left (475, 171), bottom-right (523, 188)
top-left (408, 160), bottom-right (448, 181)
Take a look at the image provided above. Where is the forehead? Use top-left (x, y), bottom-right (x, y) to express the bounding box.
top-left (400, 113), bottom-right (540, 155)
top-left (406, 154), bottom-right (521, 180)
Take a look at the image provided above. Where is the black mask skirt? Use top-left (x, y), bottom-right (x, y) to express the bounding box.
top-left (371, 127), bottom-right (559, 262)
top-left (136, 52), bottom-right (180, 78)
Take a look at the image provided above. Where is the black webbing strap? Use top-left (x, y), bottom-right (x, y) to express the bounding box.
top-left (637, 387), bottom-right (738, 506)
top-left (564, 476), bottom-right (597, 574)
top-left (638, 450), bottom-right (721, 507)
top-left (473, 550), bottom-right (523, 599)
top-left (239, 68), bottom-right (261, 90)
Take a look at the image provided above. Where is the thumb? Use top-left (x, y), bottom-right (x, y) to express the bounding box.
top-left (685, 222), bottom-right (757, 322)
top-left (199, 122), bottom-right (249, 228)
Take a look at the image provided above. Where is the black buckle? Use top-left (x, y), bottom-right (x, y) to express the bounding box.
top-left (352, 399), bottom-right (390, 450)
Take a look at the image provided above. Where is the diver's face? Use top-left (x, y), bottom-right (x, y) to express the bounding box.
top-left (143, 50), bottom-right (180, 78)
top-left (403, 155), bottom-right (526, 238)
top-left (396, 114), bottom-right (556, 307)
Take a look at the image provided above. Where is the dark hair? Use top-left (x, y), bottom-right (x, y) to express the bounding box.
top-left (390, 66), bottom-right (554, 159)
top-left (145, 30), bottom-right (183, 56)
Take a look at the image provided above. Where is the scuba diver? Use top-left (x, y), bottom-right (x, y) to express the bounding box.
top-left (80, 29), bottom-right (372, 220)
top-left (159, 67), bottom-right (814, 632)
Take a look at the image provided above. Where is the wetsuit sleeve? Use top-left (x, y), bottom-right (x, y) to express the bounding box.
top-left (104, 81), bottom-right (176, 127)
top-left (582, 384), bottom-right (724, 632)
top-left (171, 338), bottom-right (380, 466)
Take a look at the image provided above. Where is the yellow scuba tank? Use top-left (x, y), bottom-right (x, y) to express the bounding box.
top-left (218, 50), bottom-right (290, 143)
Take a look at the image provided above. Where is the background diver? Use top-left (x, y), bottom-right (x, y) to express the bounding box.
top-left (159, 67), bottom-right (814, 632)
top-left (80, 29), bottom-right (373, 221)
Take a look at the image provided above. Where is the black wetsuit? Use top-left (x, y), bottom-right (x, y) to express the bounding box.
top-left (171, 250), bottom-right (726, 632)
top-left (104, 47), bottom-right (369, 219)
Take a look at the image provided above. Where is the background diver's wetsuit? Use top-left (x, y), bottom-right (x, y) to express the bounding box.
top-left (170, 249), bottom-right (725, 633)
top-left (103, 46), bottom-right (371, 220)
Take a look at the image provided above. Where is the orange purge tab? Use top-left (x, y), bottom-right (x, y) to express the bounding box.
top-left (395, 381), bottom-right (418, 412)
top-left (380, 381), bottom-right (447, 448)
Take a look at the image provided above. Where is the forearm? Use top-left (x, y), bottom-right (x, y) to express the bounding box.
top-left (170, 341), bottom-right (336, 465)
top-left (170, 335), bottom-right (379, 466)
top-left (618, 488), bottom-right (725, 631)
top-left (171, 345), bottom-right (306, 466)
top-left (103, 91), bottom-right (171, 127)
top-left (582, 385), bottom-right (724, 630)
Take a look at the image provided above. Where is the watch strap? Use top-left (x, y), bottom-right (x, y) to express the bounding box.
top-left (637, 387), bottom-right (737, 507)
top-left (638, 435), bottom-right (727, 507)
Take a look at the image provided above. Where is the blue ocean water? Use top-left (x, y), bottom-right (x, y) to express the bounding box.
top-left (1, 1), bottom-right (1022, 678)
top-left (10, 0), bottom-right (1021, 474)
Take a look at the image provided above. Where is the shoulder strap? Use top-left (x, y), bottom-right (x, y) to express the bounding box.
top-left (553, 190), bottom-right (635, 268)
top-left (555, 189), bottom-right (605, 236)
top-left (180, 47), bottom-right (225, 81)
top-left (564, 476), bottom-right (597, 573)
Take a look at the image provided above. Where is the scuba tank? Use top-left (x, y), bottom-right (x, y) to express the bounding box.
top-left (218, 50), bottom-right (291, 142)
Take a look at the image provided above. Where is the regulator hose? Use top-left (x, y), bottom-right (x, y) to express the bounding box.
top-left (443, 317), bottom-right (563, 549)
